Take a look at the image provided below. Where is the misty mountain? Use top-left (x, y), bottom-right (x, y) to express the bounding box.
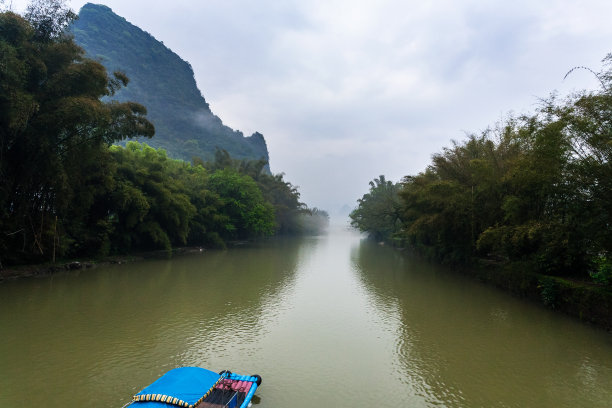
top-left (70, 3), bottom-right (269, 165)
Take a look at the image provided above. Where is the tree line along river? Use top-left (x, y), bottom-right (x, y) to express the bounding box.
top-left (1, 226), bottom-right (611, 407)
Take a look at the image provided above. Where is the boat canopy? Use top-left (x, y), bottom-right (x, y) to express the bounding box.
top-left (130, 367), bottom-right (222, 407)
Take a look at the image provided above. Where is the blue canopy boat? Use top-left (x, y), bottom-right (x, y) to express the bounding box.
top-left (124, 367), bottom-right (262, 408)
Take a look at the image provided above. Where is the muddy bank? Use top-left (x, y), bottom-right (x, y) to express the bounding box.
top-left (0, 246), bottom-right (212, 282)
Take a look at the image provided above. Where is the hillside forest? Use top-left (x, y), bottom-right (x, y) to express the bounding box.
top-left (70, 3), bottom-right (270, 164)
top-left (351, 58), bottom-right (612, 288)
top-left (0, 5), bottom-right (328, 268)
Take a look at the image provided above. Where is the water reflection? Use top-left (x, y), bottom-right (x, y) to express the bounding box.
top-left (351, 238), bottom-right (612, 407)
top-left (1, 230), bottom-right (611, 408)
top-left (0, 237), bottom-right (304, 407)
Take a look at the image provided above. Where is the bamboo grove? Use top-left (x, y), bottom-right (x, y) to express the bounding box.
top-left (351, 57), bottom-right (612, 286)
top-left (0, 8), bottom-right (328, 267)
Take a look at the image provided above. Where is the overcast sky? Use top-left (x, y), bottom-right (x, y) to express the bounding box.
top-left (8, 0), bottom-right (612, 216)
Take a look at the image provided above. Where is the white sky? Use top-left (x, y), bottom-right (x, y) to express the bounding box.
top-left (7, 0), bottom-right (612, 216)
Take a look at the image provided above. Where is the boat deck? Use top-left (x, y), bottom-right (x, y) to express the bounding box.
top-left (196, 377), bottom-right (253, 407)
top-left (127, 367), bottom-right (260, 408)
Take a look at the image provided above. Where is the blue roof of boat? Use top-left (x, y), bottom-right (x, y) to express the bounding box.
top-left (130, 367), bottom-right (221, 407)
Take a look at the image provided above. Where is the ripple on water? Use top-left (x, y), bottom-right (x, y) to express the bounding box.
top-left (2, 232), bottom-right (612, 408)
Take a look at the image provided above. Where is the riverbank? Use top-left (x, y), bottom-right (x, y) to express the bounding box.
top-left (0, 246), bottom-right (210, 282)
top-left (458, 260), bottom-right (612, 331)
top-left (0, 256), bottom-right (141, 282)
top-left (389, 241), bottom-right (612, 330)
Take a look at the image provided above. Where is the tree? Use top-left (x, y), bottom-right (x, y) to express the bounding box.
top-left (24, 0), bottom-right (76, 41)
top-left (0, 10), bottom-right (153, 264)
top-left (107, 143), bottom-right (195, 252)
top-left (181, 161), bottom-right (227, 248)
top-left (350, 175), bottom-right (402, 242)
top-left (256, 172), bottom-right (306, 234)
top-left (203, 149), bottom-right (307, 234)
top-left (297, 207), bottom-right (330, 235)
top-left (208, 168), bottom-right (275, 239)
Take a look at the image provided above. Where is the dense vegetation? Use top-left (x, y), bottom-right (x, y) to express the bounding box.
top-left (352, 57), bottom-right (612, 288)
top-left (0, 3), bottom-right (327, 268)
top-left (349, 175), bottom-right (402, 243)
top-left (70, 3), bottom-right (269, 165)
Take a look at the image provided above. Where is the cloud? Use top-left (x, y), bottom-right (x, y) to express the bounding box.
top-left (8, 0), bottom-right (612, 213)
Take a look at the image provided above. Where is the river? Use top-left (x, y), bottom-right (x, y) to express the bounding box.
top-left (1, 226), bottom-right (611, 407)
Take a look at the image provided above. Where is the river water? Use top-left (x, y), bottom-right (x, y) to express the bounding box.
top-left (1, 226), bottom-right (611, 407)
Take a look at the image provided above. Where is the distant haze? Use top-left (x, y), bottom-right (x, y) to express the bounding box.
top-left (8, 0), bottom-right (612, 217)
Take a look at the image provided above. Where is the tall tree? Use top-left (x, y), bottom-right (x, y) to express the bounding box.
top-left (208, 168), bottom-right (275, 239)
top-left (350, 175), bottom-right (402, 242)
top-left (24, 0), bottom-right (76, 41)
top-left (107, 142), bottom-right (195, 252)
top-left (203, 149), bottom-right (308, 234)
top-left (0, 10), bottom-right (153, 264)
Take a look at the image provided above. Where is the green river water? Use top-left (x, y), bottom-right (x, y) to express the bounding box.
top-left (1, 226), bottom-right (611, 407)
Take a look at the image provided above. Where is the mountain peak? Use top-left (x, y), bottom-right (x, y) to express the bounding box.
top-left (71, 3), bottom-right (270, 165)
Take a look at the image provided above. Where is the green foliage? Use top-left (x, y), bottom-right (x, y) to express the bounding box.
top-left (179, 160), bottom-right (228, 249)
top-left (0, 10), bottom-right (153, 265)
top-left (591, 255), bottom-right (612, 285)
top-left (108, 142), bottom-right (197, 252)
top-left (538, 277), bottom-right (559, 309)
top-left (70, 4), bottom-right (269, 165)
top-left (25, 0), bottom-right (76, 42)
top-left (350, 176), bottom-right (402, 243)
top-left (208, 168), bottom-right (275, 239)
top-left (204, 148), bottom-right (315, 235)
top-left (255, 172), bottom-right (307, 234)
top-left (0, 7), bottom-right (319, 267)
top-left (355, 54), bottom-right (612, 283)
